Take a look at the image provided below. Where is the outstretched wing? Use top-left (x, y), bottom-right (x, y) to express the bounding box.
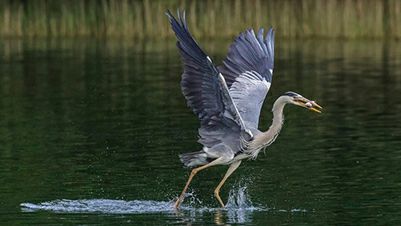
top-left (218, 28), bottom-right (275, 129)
top-left (166, 10), bottom-right (252, 145)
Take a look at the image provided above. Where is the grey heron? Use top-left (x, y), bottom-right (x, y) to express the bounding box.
top-left (166, 11), bottom-right (322, 209)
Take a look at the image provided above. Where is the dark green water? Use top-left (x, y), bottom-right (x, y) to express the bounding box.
top-left (0, 38), bottom-right (401, 225)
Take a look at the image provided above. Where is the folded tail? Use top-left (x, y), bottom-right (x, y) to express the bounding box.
top-left (179, 151), bottom-right (209, 168)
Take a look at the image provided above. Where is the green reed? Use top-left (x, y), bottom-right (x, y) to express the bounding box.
top-left (0, 0), bottom-right (399, 39)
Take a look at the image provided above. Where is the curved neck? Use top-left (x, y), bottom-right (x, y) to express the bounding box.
top-left (265, 96), bottom-right (286, 140)
top-left (250, 96), bottom-right (287, 150)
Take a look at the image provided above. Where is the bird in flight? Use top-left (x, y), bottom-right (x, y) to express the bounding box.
top-left (166, 10), bottom-right (322, 209)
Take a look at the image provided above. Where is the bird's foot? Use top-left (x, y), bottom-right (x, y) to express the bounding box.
top-left (174, 198), bottom-right (182, 209)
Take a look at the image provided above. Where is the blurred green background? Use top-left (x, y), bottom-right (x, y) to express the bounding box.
top-left (0, 0), bottom-right (400, 39)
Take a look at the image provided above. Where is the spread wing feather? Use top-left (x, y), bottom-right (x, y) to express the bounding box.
top-left (218, 28), bottom-right (275, 129)
top-left (166, 10), bottom-right (252, 146)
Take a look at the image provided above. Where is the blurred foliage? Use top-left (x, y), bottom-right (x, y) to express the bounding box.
top-left (0, 0), bottom-right (400, 39)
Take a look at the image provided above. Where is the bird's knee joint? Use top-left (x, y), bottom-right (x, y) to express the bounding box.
top-left (191, 169), bottom-right (198, 176)
top-left (214, 189), bottom-right (220, 196)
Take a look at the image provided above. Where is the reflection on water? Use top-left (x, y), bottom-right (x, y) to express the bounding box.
top-left (1, 38), bottom-right (401, 225)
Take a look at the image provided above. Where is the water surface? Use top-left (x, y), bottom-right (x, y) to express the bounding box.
top-left (0, 38), bottom-right (401, 225)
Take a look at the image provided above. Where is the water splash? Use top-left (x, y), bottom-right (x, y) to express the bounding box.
top-left (185, 189), bottom-right (204, 207)
top-left (224, 181), bottom-right (263, 223)
top-left (226, 185), bottom-right (253, 209)
top-left (20, 182), bottom-right (264, 215)
top-left (20, 184), bottom-right (306, 224)
top-left (21, 199), bottom-right (175, 214)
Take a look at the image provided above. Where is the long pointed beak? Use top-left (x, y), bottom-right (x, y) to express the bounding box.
top-left (295, 97), bottom-right (323, 113)
top-left (306, 100), bottom-right (322, 113)
top-left (308, 103), bottom-right (322, 113)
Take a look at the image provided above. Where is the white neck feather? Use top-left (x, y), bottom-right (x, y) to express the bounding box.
top-left (248, 96), bottom-right (288, 157)
top-left (269, 96), bottom-right (287, 135)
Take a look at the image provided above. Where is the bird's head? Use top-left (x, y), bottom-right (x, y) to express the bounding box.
top-left (283, 91), bottom-right (322, 113)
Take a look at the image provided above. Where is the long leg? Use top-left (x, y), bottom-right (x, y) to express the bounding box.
top-left (214, 160), bottom-right (242, 207)
top-left (174, 157), bottom-right (228, 209)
